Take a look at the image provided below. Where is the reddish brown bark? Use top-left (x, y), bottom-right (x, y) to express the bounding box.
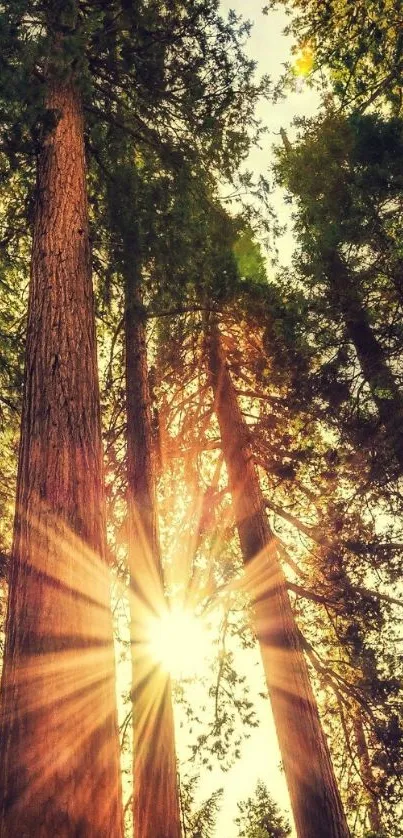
top-left (0, 83), bottom-right (123, 837)
top-left (207, 321), bottom-right (350, 838)
top-left (125, 279), bottom-right (181, 838)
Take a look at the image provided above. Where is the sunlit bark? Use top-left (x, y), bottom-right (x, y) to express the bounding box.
top-left (0, 82), bottom-right (123, 837)
top-left (206, 319), bottom-right (350, 838)
top-left (124, 273), bottom-right (181, 838)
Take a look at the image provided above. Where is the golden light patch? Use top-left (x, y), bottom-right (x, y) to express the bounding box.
top-left (147, 607), bottom-right (210, 681)
top-left (293, 44), bottom-right (314, 77)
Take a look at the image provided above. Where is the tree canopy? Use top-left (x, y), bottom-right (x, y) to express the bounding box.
top-left (0, 2), bottom-right (401, 837)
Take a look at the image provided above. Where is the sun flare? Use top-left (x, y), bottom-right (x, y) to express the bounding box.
top-left (147, 607), bottom-right (210, 681)
top-left (293, 43), bottom-right (314, 77)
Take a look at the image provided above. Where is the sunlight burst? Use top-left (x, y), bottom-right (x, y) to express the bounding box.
top-left (293, 44), bottom-right (314, 77)
top-left (148, 607), bottom-right (210, 681)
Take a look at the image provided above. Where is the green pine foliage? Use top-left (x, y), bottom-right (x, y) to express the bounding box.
top-left (274, 112), bottom-right (403, 481)
top-left (179, 775), bottom-right (223, 838)
top-left (235, 781), bottom-right (291, 838)
top-left (266, 0), bottom-right (403, 112)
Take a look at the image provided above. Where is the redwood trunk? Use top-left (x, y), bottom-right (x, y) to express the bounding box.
top-left (326, 251), bottom-right (403, 469)
top-left (0, 83), bottom-right (123, 836)
top-left (124, 276), bottom-right (181, 838)
top-left (207, 322), bottom-right (349, 838)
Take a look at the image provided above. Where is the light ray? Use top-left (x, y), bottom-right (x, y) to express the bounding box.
top-left (146, 606), bottom-right (211, 680)
top-left (0, 504), bottom-right (121, 824)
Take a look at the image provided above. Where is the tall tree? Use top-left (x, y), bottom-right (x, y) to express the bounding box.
top-left (106, 162), bottom-right (181, 838)
top-left (0, 23), bottom-right (123, 838)
top-left (126, 283), bottom-right (180, 838)
top-left (205, 317), bottom-right (350, 838)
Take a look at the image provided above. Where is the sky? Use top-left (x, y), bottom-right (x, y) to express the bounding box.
top-left (192, 2), bottom-right (321, 835)
top-left (220, 0), bottom-right (321, 269)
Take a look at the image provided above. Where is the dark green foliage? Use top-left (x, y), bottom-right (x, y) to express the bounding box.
top-left (275, 112), bottom-right (403, 255)
top-left (0, 0), bottom-right (268, 180)
top-left (274, 112), bottom-right (403, 480)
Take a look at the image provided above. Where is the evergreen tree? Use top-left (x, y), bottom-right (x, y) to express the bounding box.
top-left (0, 4), bottom-right (124, 835)
top-left (235, 780), bottom-right (291, 838)
top-left (179, 774), bottom-right (223, 838)
top-left (105, 160), bottom-right (181, 838)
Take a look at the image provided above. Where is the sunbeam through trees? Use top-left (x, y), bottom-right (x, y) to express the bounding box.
top-left (0, 2), bottom-right (401, 837)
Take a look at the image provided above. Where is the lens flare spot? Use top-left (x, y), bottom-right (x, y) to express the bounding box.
top-left (293, 44), bottom-right (314, 77)
top-left (148, 608), bottom-right (209, 680)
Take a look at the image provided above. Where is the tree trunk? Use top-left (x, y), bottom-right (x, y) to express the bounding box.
top-left (206, 320), bottom-right (350, 838)
top-left (326, 251), bottom-right (403, 469)
top-left (0, 82), bottom-right (123, 836)
top-left (125, 276), bottom-right (181, 838)
top-left (353, 713), bottom-right (382, 835)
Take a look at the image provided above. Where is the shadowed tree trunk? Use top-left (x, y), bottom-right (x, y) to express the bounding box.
top-left (124, 268), bottom-right (181, 838)
top-left (206, 318), bottom-right (350, 838)
top-left (0, 82), bottom-right (123, 837)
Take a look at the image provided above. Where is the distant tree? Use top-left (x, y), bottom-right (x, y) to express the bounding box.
top-left (179, 774), bottom-right (223, 838)
top-left (235, 781), bottom-right (291, 838)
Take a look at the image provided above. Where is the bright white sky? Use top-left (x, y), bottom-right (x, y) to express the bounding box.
top-left (190, 3), bottom-right (321, 835)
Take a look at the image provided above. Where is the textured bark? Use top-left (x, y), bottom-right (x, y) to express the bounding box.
top-left (0, 82), bottom-right (123, 837)
top-left (353, 714), bottom-right (382, 834)
top-left (326, 251), bottom-right (403, 469)
top-left (207, 321), bottom-right (350, 838)
top-left (125, 276), bottom-right (181, 838)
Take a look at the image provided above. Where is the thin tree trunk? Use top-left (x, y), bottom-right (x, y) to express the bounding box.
top-left (206, 319), bottom-right (350, 838)
top-left (0, 82), bottom-right (123, 836)
top-left (353, 713), bottom-right (382, 834)
top-left (326, 251), bottom-right (403, 469)
top-left (125, 275), bottom-right (181, 838)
